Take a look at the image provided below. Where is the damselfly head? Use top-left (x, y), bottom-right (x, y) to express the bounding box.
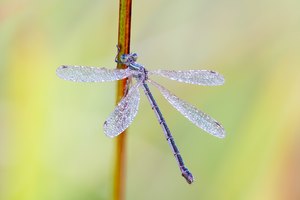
top-left (120, 53), bottom-right (138, 64)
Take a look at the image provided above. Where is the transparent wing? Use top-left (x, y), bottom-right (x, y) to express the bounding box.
top-left (103, 81), bottom-right (141, 138)
top-left (149, 69), bottom-right (225, 86)
top-left (149, 80), bottom-right (225, 138)
top-left (56, 65), bottom-right (132, 82)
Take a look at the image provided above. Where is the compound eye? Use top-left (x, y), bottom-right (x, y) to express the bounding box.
top-left (132, 53), bottom-right (138, 61)
top-left (120, 54), bottom-right (127, 63)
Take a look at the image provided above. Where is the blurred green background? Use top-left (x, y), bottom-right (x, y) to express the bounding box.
top-left (1, 0), bottom-right (300, 199)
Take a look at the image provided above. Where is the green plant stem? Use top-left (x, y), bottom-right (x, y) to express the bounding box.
top-left (114, 0), bottom-right (132, 200)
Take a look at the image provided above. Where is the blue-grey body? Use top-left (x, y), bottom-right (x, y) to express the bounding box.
top-left (120, 53), bottom-right (194, 183)
top-left (56, 50), bottom-right (226, 184)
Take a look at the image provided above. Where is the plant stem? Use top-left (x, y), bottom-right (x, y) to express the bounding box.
top-left (114, 0), bottom-right (132, 200)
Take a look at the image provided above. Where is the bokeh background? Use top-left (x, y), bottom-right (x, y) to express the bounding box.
top-left (1, 0), bottom-right (300, 199)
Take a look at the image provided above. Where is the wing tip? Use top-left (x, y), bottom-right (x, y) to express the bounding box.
top-left (103, 120), bottom-right (125, 138)
top-left (60, 65), bottom-right (68, 69)
top-left (212, 131), bottom-right (226, 139)
top-left (104, 132), bottom-right (116, 138)
top-left (212, 121), bottom-right (226, 138)
top-left (57, 65), bottom-right (69, 70)
top-left (103, 121), bottom-right (115, 138)
top-left (217, 131), bottom-right (226, 138)
top-left (56, 65), bottom-right (69, 77)
top-left (218, 74), bottom-right (225, 85)
top-left (210, 70), bottom-right (225, 85)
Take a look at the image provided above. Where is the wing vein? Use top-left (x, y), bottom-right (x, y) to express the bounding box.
top-left (149, 79), bottom-right (225, 138)
top-left (56, 66), bottom-right (132, 82)
top-left (103, 80), bottom-right (142, 137)
top-left (149, 69), bottom-right (225, 86)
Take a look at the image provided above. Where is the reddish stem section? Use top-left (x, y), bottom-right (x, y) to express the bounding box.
top-left (113, 0), bottom-right (132, 200)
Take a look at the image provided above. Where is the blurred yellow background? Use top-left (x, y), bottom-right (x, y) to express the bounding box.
top-left (1, 0), bottom-right (300, 199)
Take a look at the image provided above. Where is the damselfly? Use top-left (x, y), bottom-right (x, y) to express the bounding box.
top-left (56, 50), bottom-right (225, 184)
